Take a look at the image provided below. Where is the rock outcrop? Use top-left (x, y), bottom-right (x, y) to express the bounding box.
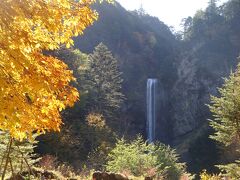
top-left (92, 171), bottom-right (154, 180)
top-left (92, 171), bottom-right (129, 180)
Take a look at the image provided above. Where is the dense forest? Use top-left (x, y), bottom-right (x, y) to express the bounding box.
top-left (1, 0), bottom-right (240, 179)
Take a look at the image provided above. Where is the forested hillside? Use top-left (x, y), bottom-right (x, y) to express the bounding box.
top-left (1, 0), bottom-right (240, 179)
top-left (71, 0), bottom-right (240, 174)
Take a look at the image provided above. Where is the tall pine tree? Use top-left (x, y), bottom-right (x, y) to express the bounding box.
top-left (85, 43), bottom-right (125, 125)
top-left (208, 64), bottom-right (240, 146)
top-left (208, 60), bottom-right (240, 178)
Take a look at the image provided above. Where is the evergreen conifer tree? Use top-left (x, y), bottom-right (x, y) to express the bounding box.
top-left (208, 61), bottom-right (240, 178)
top-left (208, 63), bottom-right (240, 146)
top-left (85, 43), bottom-right (125, 123)
top-left (0, 131), bottom-right (39, 177)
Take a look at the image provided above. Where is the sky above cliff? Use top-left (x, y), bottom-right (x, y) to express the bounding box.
top-left (116, 0), bottom-right (228, 31)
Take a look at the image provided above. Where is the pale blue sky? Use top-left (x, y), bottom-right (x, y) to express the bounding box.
top-left (116, 0), bottom-right (228, 31)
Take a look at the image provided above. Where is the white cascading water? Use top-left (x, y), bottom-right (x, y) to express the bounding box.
top-left (147, 78), bottom-right (157, 143)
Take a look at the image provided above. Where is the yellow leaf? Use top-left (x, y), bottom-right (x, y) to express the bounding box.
top-left (0, 0), bottom-right (96, 140)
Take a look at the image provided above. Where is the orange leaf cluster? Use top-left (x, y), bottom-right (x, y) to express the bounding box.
top-left (0, 0), bottom-right (98, 140)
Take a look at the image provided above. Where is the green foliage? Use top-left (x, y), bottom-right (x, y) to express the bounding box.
top-left (217, 160), bottom-right (240, 179)
top-left (208, 62), bottom-right (240, 179)
top-left (84, 43), bottom-right (125, 121)
top-left (154, 142), bottom-right (187, 179)
top-left (0, 131), bottom-right (39, 177)
top-left (106, 136), bottom-right (157, 177)
top-left (181, 0), bottom-right (232, 43)
top-left (208, 63), bottom-right (240, 146)
top-left (106, 136), bottom-right (186, 179)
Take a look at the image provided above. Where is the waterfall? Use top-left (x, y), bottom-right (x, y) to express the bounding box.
top-left (147, 78), bottom-right (157, 142)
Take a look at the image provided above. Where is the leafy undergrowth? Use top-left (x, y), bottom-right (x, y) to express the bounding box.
top-left (105, 136), bottom-right (190, 179)
top-left (199, 170), bottom-right (231, 180)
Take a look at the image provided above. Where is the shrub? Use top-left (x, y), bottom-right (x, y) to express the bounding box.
top-left (217, 161), bottom-right (240, 179)
top-left (200, 170), bottom-right (222, 180)
top-left (106, 136), bottom-right (186, 179)
top-left (154, 142), bottom-right (186, 179)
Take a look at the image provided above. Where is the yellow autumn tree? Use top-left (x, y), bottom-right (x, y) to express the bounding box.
top-left (0, 0), bottom-right (99, 140)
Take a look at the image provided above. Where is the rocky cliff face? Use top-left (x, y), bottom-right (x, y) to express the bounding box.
top-left (171, 43), bottom-right (216, 137)
top-left (169, 0), bottom-right (240, 143)
top-left (171, 40), bottom-right (239, 140)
